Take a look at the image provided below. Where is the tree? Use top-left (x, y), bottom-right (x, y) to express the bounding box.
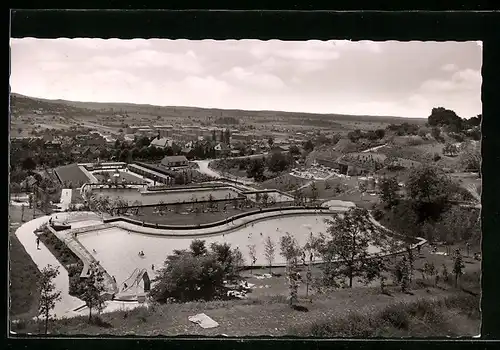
top-left (100, 171), bottom-right (111, 184)
top-left (397, 256), bottom-right (411, 292)
top-left (361, 256), bottom-right (387, 293)
top-left (150, 249), bottom-right (226, 302)
top-left (459, 142), bottom-right (481, 174)
top-left (423, 261), bottom-right (437, 285)
top-left (304, 233), bottom-right (321, 298)
top-left (378, 176), bottom-right (400, 209)
top-left (318, 207), bottom-right (380, 288)
top-left (452, 249), bottom-right (465, 288)
top-left (280, 233), bottom-right (302, 306)
top-left (289, 145), bottom-right (301, 156)
top-left (406, 246), bottom-right (415, 284)
top-left (22, 157), bottom-right (37, 170)
top-left (37, 265), bottom-right (62, 334)
top-left (428, 107), bottom-right (463, 132)
top-left (434, 206), bottom-right (480, 244)
top-left (232, 247), bottom-right (245, 276)
top-left (441, 263), bottom-right (449, 282)
top-left (267, 137), bottom-right (274, 148)
top-left (80, 262), bottom-right (106, 322)
top-left (309, 181), bottom-right (319, 204)
top-left (443, 143), bottom-right (458, 157)
top-left (264, 236), bottom-right (276, 274)
top-left (136, 136), bottom-right (151, 148)
top-left (374, 129), bottom-right (385, 139)
top-left (293, 187), bottom-right (304, 206)
top-left (190, 239), bottom-right (207, 257)
top-left (303, 140), bottom-right (314, 153)
top-left (210, 242), bottom-right (236, 278)
top-left (406, 165), bottom-right (452, 223)
top-left (119, 149), bottom-right (130, 162)
top-left (267, 152), bottom-right (291, 173)
top-left (248, 244), bottom-right (257, 275)
top-left (246, 158), bottom-right (265, 181)
top-left (431, 127), bottom-right (442, 142)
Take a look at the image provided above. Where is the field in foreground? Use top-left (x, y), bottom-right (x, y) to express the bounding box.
top-left (11, 284), bottom-right (479, 337)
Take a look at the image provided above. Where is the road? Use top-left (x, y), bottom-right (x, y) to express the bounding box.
top-left (362, 144), bottom-right (387, 153)
top-left (193, 153), bottom-right (268, 186)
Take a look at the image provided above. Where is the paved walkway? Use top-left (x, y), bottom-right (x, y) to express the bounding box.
top-left (14, 215), bottom-right (83, 319)
top-left (59, 189), bottom-right (72, 211)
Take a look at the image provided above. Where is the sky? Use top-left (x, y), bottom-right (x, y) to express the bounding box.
top-left (10, 39), bottom-right (482, 118)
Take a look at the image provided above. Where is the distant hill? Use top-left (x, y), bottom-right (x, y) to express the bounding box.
top-left (10, 93), bottom-right (427, 127)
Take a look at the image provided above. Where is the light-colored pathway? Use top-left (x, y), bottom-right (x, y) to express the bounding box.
top-left (59, 189), bottom-right (72, 211)
top-left (362, 144), bottom-right (387, 153)
top-left (14, 215), bottom-right (83, 319)
top-left (194, 160), bottom-right (256, 185)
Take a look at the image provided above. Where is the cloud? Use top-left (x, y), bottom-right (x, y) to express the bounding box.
top-left (331, 40), bottom-right (382, 53)
top-left (420, 68), bottom-right (481, 93)
top-left (90, 49), bottom-right (204, 74)
top-left (55, 38), bottom-right (152, 50)
top-left (38, 61), bottom-right (71, 71)
top-left (441, 63), bottom-right (458, 72)
top-left (248, 41), bottom-right (340, 62)
top-left (182, 75), bottom-right (231, 94)
top-left (222, 66), bottom-right (285, 90)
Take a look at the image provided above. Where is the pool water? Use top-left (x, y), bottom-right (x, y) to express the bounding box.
top-left (77, 214), bottom-right (383, 288)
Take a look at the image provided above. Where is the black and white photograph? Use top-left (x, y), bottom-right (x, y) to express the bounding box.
top-left (9, 38), bottom-right (482, 337)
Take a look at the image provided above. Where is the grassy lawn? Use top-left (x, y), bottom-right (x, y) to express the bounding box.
top-left (12, 281), bottom-right (479, 336)
top-left (8, 205), bottom-right (43, 318)
top-left (9, 232), bottom-right (41, 318)
top-left (94, 171), bottom-right (147, 185)
top-left (258, 174), bottom-right (309, 192)
top-left (130, 201), bottom-right (299, 226)
top-left (55, 163), bottom-right (91, 187)
top-left (71, 189), bottom-right (85, 204)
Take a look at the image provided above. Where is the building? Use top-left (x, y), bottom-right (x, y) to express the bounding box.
top-left (153, 125), bottom-right (174, 138)
top-left (150, 137), bottom-right (173, 149)
top-left (161, 155), bottom-right (189, 168)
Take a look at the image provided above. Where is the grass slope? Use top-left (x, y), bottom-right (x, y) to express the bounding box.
top-left (9, 205), bottom-right (43, 318)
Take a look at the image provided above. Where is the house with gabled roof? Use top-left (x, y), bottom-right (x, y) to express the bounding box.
top-left (150, 137), bottom-right (173, 149)
top-left (161, 155), bottom-right (189, 168)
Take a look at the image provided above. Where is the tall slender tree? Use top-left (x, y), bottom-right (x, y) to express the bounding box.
top-left (264, 236), bottom-right (276, 274)
top-left (318, 207), bottom-right (380, 288)
top-left (37, 265), bottom-right (62, 335)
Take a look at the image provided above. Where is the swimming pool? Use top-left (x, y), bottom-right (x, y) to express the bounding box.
top-left (91, 187), bottom-right (243, 205)
top-left (76, 213), bottom-right (383, 288)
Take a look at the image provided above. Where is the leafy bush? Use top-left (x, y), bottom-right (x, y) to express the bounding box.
top-left (150, 241), bottom-right (243, 303)
top-left (372, 208), bottom-right (384, 221)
